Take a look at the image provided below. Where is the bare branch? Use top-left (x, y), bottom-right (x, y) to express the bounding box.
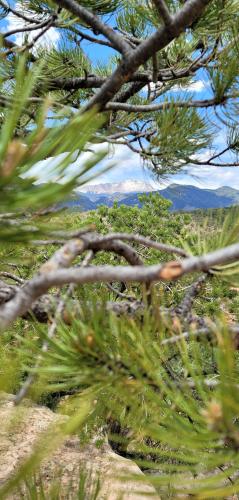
top-left (32, 226), bottom-right (96, 246)
top-left (105, 95), bottom-right (235, 113)
top-left (33, 232), bottom-right (144, 265)
top-left (39, 238), bottom-right (87, 274)
top-left (84, 0), bottom-right (213, 110)
top-left (1, 240), bottom-right (239, 330)
top-left (0, 272), bottom-right (25, 284)
top-left (161, 325), bottom-right (239, 350)
top-left (88, 233), bottom-right (188, 257)
top-left (152, 0), bottom-right (172, 27)
top-left (3, 17), bottom-right (54, 38)
top-left (173, 274), bottom-right (207, 321)
top-left (189, 147), bottom-right (239, 167)
top-left (55, 0), bottom-right (132, 56)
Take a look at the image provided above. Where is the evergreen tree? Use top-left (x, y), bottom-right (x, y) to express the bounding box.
top-left (1, 1), bottom-right (239, 498)
top-left (1, 0), bottom-right (238, 173)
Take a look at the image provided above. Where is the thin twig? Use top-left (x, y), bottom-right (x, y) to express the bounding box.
top-left (161, 325), bottom-right (239, 346)
top-left (86, 233), bottom-right (188, 257)
top-left (106, 283), bottom-right (136, 302)
top-left (173, 274), bottom-right (207, 319)
top-left (0, 272), bottom-right (25, 284)
top-left (3, 18), bottom-right (54, 38)
top-left (105, 95), bottom-right (236, 112)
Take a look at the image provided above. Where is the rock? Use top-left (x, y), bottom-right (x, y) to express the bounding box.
top-left (0, 393), bottom-right (158, 499)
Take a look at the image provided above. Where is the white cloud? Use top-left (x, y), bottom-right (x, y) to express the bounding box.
top-left (177, 164), bottom-right (239, 189)
top-left (27, 142), bottom-right (109, 185)
top-left (141, 82), bottom-right (163, 95)
top-left (141, 79), bottom-right (207, 100)
top-left (86, 144), bottom-right (239, 190)
top-left (6, 3), bottom-right (60, 49)
top-left (23, 135), bottom-right (239, 191)
top-left (171, 80), bottom-right (206, 93)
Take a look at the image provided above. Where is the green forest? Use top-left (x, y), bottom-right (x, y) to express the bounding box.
top-left (0, 0), bottom-right (239, 498)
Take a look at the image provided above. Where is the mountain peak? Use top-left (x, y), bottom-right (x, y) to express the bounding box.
top-left (77, 180), bottom-right (158, 195)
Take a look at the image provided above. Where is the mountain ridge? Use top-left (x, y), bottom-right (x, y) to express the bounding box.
top-left (62, 183), bottom-right (239, 212)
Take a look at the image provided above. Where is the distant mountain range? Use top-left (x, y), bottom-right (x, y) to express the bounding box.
top-left (79, 180), bottom-right (156, 195)
top-left (61, 182), bottom-right (239, 212)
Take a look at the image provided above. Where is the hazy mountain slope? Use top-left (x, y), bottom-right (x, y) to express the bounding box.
top-left (60, 193), bottom-right (96, 211)
top-left (215, 187), bottom-right (239, 202)
top-left (117, 185), bottom-right (239, 210)
top-left (158, 185), bottom-right (238, 210)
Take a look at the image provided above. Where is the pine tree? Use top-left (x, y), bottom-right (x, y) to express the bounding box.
top-left (1, 0), bottom-right (239, 498)
top-left (1, 0), bottom-right (239, 173)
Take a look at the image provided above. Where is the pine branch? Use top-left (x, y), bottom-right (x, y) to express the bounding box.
top-left (14, 249), bottom-right (94, 405)
top-left (0, 0), bottom-right (40, 24)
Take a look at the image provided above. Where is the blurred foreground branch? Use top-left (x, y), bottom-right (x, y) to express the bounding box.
top-left (1, 230), bottom-right (239, 331)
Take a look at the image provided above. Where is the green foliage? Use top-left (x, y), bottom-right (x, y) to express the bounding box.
top-left (148, 106), bottom-right (211, 173)
top-left (1, 203), bottom-right (239, 497)
top-left (1, 0), bottom-right (239, 172)
top-left (208, 54), bottom-right (239, 102)
top-left (182, 207), bottom-right (239, 284)
top-left (0, 56), bottom-right (107, 241)
top-left (17, 470), bottom-right (101, 499)
top-left (5, 298), bottom-right (239, 498)
top-left (91, 193), bottom-right (190, 262)
top-left (0, 0), bottom-right (239, 496)
top-left (39, 45), bottom-right (92, 80)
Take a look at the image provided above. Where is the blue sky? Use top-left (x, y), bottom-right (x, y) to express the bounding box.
top-left (2, 3), bottom-right (239, 190)
top-left (91, 76), bottom-right (239, 189)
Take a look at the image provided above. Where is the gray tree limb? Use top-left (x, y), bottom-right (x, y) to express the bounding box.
top-left (84, 0), bottom-right (212, 110)
top-left (1, 240), bottom-right (239, 330)
top-left (152, 0), bottom-right (173, 26)
top-left (105, 95), bottom-right (235, 112)
top-left (55, 0), bottom-right (132, 56)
